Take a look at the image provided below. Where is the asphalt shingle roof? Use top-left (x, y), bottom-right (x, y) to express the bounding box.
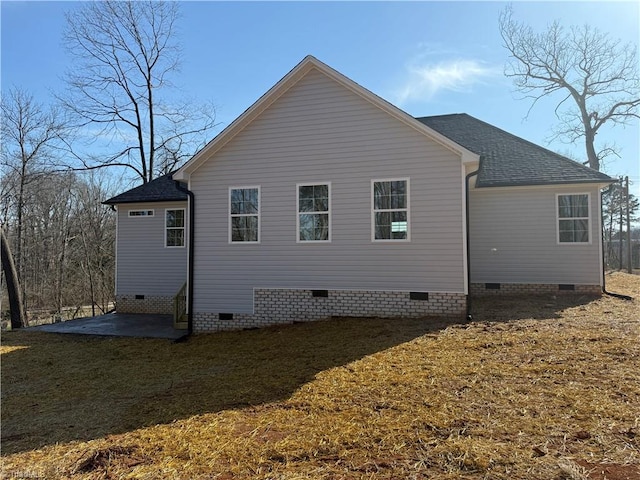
top-left (104, 114), bottom-right (613, 204)
top-left (417, 113), bottom-right (613, 187)
top-left (103, 173), bottom-right (187, 205)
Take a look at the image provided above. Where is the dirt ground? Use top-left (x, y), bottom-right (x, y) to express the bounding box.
top-left (1, 272), bottom-right (638, 479)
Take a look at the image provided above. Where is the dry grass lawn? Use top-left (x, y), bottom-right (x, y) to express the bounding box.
top-left (1, 272), bottom-right (638, 479)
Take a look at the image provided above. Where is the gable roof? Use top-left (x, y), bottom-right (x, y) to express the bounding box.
top-left (173, 55), bottom-right (479, 181)
top-left (106, 59), bottom-right (614, 205)
top-left (103, 173), bottom-right (187, 205)
top-left (417, 114), bottom-right (613, 188)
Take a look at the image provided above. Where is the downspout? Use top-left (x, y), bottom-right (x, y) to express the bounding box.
top-left (600, 188), bottom-right (633, 301)
top-left (174, 179), bottom-right (196, 334)
top-left (465, 163), bottom-right (481, 321)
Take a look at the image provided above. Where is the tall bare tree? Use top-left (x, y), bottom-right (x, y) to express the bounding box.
top-left (499, 6), bottom-right (640, 171)
top-left (70, 172), bottom-right (116, 316)
top-left (61, 0), bottom-right (217, 183)
top-left (1, 87), bottom-right (68, 311)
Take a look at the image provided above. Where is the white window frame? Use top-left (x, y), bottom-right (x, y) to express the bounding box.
top-left (229, 186), bottom-right (261, 244)
top-left (296, 182), bottom-right (331, 243)
top-left (165, 208), bottom-right (186, 248)
top-left (371, 178), bottom-right (410, 242)
top-left (128, 209), bottom-right (154, 217)
top-left (556, 193), bottom-right (591, 245)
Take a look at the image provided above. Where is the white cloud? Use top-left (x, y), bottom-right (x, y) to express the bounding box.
top-left (395, 59), bottom-right (498, 105)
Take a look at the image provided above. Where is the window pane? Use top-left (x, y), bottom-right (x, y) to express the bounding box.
top-left (299, 185), bottom-right (314, 202)
top-left (391, 181), bottom-right (406, 209)
top-left (231, 215), bottom-right (258, 242)
top-left (558, 195), bottom-right (571, 218)
top-left (230, 190), bottom-right (243, 214)
top-left (558, 195), bottom-right (588, 218)
top-left (299, 213), bottom-right (328, 241)
top-left (573, 195), bottom-right (589, 217)
top-left (313, 184), bottom-right (329, 212)
top-left (231, 188), bottom-right (258, 215)
top-left (375, 211), bottom-right (391, 239)
top-left (559, 219), bottom-right (589, 243)
top-left (231, 217), bottom-right (243, 242)
top-left (299, 214), bottom-right (314, 240)
top-left (374, 181), bottom-right (406, 210)
top-left (314, 196), bottom-right (328, 212)
top-left (299, 198), bottom-right (314, 213)
top-left (374, 182), bottom-right (391, 210)
top-left (299, 184), bottom-right (329, 213)
top-left (166, 229), bottom-right (184, 247)
top-left (391, 211), bottom-right (408, 239)
top-left (573, 219), bottom-right (589, 242)
top-left (166, 209), bottom-right (184, 228)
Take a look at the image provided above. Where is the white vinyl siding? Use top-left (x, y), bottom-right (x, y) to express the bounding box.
top-left (115, 201), bottom-right (188, 297)
top-left (297, 183), bottom-right (330, 242)
top-left (229, 186), bottom-right (260, 243)
top-left (372, 178), bottom-right (410, 241)
top-left (557, 193), bottom-right (590, 244)
top-left (165, 208), bottom-right (185, 248)
top-left (469, 185), bottom-right (601, 285)
top-left (189, 69), bottom-right (465, 314)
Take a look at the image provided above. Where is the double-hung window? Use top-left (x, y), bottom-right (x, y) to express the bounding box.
top-left (297, 183), bottom-right (330, 242)
top-left (165, 209), bottom-right (185, 247)
top-left (557, 193), bottom-right (590, 243)
top-left (230, 187), bottom-right (260, 243)
top-left (372, 179), bottom-right (409, 241)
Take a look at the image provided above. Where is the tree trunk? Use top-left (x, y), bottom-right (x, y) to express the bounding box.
top-left (1, 226), bottom-right (27, 328)
top-left (584, 129), bottom-right (600, 171)
top-left (16, 162), bottom-right (26, 308)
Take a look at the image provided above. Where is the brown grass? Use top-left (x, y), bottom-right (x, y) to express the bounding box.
top-left (1, 272), bottom-right (638, 479)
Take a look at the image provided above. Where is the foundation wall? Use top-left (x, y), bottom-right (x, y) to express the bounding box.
top-left (116, 295), bottom-right (174, 315)
top-left (470, 283), bottom-right (601, 296)
top-left (193, 288), bottom-right (467, 332)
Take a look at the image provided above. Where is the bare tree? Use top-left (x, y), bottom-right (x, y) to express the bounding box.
top-left (70, 172), bottom-right (116, 315)
top-left (499, 6), bottom-right (640, 171)
top-left (61, 0), bottom-right (217, 183)
top-left (1, 87), bottom-right (68, 310)
top-left (602, 181), bottom-right (639, 269)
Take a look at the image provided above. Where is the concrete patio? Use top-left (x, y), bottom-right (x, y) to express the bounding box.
top-left (30, 313), bottom-right (187, 340)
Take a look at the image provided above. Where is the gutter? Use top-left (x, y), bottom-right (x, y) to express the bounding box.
top-left (465, 164), bottom-right (481, 321)
top-left (174, 179), bottom-right (196, 335)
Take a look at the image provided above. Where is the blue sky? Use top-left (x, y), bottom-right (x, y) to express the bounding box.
top-left (2, 1), bottom-right (639, 196)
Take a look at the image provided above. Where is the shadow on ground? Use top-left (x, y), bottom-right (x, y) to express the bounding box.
top-left (471, 293), bottom-right (601, 322)
top-left (2, 316), bottom-right (453, 454)
top-left (1, 294), bottom-right (599, 455)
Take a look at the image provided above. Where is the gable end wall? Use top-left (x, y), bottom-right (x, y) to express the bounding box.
top-left (189, 69), bottom-right (467, 328)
